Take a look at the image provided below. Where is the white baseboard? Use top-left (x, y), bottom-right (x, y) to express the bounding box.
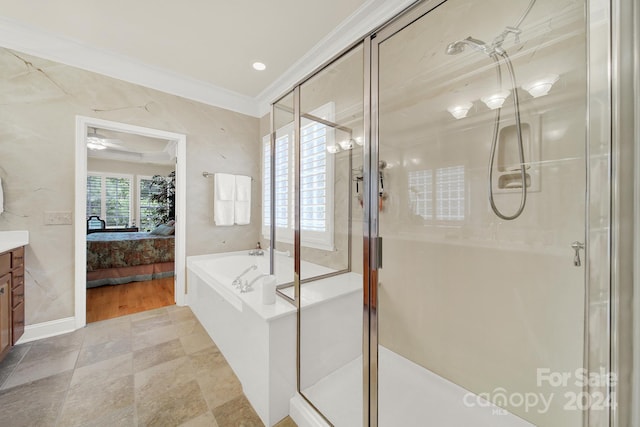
top-left (16, 316), bottom-right (77, 344)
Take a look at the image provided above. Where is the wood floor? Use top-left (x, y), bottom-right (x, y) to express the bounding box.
top-left (86, 277), bottom-right (175, 323)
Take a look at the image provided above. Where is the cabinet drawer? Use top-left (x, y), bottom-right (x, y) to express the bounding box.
top-left (12, 269), bottom-right (24, 288)
top-left (12, 300), bottom-right (24, 345)
top-left (0, 253), bottom-right (9, 275)
top-left (12, 283), bottom-right (24, 308)
top-left (11, 247), bottom-right (24, 269)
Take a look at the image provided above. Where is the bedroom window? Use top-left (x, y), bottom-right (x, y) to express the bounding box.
top-left (261, 103), bottom-right (335, 250)
top-left (86, 173), bottom-right (133, 228)
top-left (138, 177), bottom-right (164, 232)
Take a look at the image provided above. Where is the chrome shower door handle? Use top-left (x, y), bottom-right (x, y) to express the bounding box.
top-left (571, 241), bottom-right (585, 267)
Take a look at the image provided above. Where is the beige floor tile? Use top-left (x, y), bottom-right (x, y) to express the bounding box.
top-left (169, 306), bottom-right (197, 322)
top-left (0, 371), bottom-right (72, 427)
top-left (212, 395), bottom-right (264, 427)
top-left (197, 365), bottom-right (244, 410)
top-left (173, 318), bottom-right (206, 336)
top-left (273, 416), bottom-right (298, 427)
top-left (25, 329), bottom-right (85, 361)
top-left (58, 374), bottom-right (135, 426)
top-left (67, 404), bottom-right (136, 427)
top-left (70, 353), bottom-right (133, 388)
top-left (133, 338), bottom-right (186, 372)
top-left (132, 313), bottom-right (173, 334)
top-left (1, 349), bottom-right (78, 389)
top-left (0, 344), bottom-right (31, 387)
top-left (132, 323), bottom-right (179, 351)
top-left (128, 306), bottom-right (169, 322)
top-left (179, 410), bottom-right (219, 427)
top-left (137, 379), bottom-right (209, 427)
top-left (84, 318), bottom-right (132, 347)
top-left (76, 335), bottom-right (132, 368)
top-left (135, 355), bottom-right (197, 403)
top-left (188, 346), bottom-right (228, 373)
top-left (180, 328), bottom-right (215, 354)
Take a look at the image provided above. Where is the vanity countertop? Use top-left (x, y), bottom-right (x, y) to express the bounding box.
top-left (0, 230), bottom-right (29, 253)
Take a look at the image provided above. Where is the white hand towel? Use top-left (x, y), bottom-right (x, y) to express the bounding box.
top-left (214, 173), bottom-right (236, 201)
top-left (235, 175), bottom-right (251, 201)
top-left (0, 177), bottom-right (4, 215)
top-left (234, 175), bottom-right (251, 225)
top-left (214, 173), bottom-right (235, 226)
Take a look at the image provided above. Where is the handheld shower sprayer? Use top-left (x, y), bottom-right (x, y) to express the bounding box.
top-left (443, 0), bottom-right (537, 220)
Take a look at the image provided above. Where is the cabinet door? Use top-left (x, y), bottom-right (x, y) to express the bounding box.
top-left (0, 273), bottom-right (10, 356)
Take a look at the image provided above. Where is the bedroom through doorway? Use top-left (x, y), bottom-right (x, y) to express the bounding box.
top-left (75, 117), bottom-right (187, 326)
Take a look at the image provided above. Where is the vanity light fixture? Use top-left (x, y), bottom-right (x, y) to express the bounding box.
top-left (354, 137), bottom-right (364, 146)
top-left (326, 145), bottom-right (340, 154)
top-left (338, 139), bottom-right (355, 150)
top-left (522, 74), bottom-right (559, 98)
top-left (252, 62), bottom-right (266, 71)
top-left (447, 102), bottom-right (473, 119)
top-left (481, 90), bottom-right (510, 110)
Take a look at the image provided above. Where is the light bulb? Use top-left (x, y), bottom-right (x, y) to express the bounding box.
top-left (447, 102), bottom-right (473, 119)
top-left (481, 90), bottom-right (510, 109)
top-left (338, 139), bottom-right (354, 150)
top-left (326, 145), bottom-right (340, 154)
top-left (522, 74), bottom-right (559, 98)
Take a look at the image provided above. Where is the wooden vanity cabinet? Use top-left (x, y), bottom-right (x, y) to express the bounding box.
top-left (0, 246), bottom-right (25, 361)
top-left (0, 273), bottom-right (10, 359)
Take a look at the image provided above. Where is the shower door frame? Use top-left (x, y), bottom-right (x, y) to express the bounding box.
top-left (267, 0), bottom-right (631, 424)
top-left (365, 0), bottom-right (616, 426)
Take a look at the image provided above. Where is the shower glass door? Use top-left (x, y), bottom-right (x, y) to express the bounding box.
top-left (296, 43), bottom-right (365, 425)
top-left (373, 0), bottom-right (588, 425)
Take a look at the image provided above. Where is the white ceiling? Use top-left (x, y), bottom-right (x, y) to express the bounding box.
top-left (0, 0), bottom-right (415, 116)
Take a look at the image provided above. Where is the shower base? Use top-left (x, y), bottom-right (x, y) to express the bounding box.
top-left (291, 346), bottom-right (534, 427)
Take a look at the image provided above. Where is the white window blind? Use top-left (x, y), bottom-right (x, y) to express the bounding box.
top-left (300, 122), bottom-right (328, 232)
top-left (407, 166), bottom-right (465, 223)
top-left (87, 173), bottom-right (132, 228)
top-left (436, 166), bottom-right (465, 221)
top-left (262, 103), bottom-right (335, 249)
top-left (408, 169), bottom-right (433, 220)
top-left (86, 175), bottom-right (102, 217)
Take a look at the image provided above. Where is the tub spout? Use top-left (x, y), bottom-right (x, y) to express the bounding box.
top-left (241, 274), bottom-right (269, 293)
top-left (232, 264), bottom-right (257, 288)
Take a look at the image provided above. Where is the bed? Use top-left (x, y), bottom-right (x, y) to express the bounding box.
top-left (86, 232), bottom-right (175, 288)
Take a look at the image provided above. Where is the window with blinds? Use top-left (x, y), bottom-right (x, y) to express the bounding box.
top-left (139, 177), bottom-right (164, 231)
top-left (436, 166), bottom-right (465, 221)
top-left (407, 165), bottom-right (465, 223)
top-left (86, 173), bottom-right (132, 228)
top-left (408, 169), bottom-right (433, 220)
top-left (262, 103), bottom-right (335, 249)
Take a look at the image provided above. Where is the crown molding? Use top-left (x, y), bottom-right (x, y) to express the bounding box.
top-left (0, 0), bottom-right (415, 119)
top-left (254, 0), bottom-right (417, 116)
top-left (0, 17), bottom-right (260, 117)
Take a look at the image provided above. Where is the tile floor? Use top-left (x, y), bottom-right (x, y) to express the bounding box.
top-left (0, 305), bottom-right (298, 427)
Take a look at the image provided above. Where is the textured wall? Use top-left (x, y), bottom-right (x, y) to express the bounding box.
top-left (0, 48), bottom-right (261, 325)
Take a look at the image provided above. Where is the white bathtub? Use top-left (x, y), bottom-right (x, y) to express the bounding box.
top-left (186, 251), bottom-right (362, 426)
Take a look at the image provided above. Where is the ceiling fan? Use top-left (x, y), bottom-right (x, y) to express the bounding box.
top-left (86, 127), bottom-right (124, 150)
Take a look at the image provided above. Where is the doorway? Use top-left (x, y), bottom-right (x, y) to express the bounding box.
top-left (74, 116), bottom-right (186, 328)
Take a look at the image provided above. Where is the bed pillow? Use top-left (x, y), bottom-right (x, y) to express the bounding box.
top-left (150, 223), bottom-right (175, 236)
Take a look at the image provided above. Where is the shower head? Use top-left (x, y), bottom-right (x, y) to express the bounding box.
top-left (445, 37), bottom-right (494, 56)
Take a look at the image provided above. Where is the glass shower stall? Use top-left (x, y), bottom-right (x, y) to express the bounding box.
top-left (266, 0), bottom-right (622, 425)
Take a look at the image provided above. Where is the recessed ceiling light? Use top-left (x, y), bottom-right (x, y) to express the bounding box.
top-left (252, 62), bottom-right (266, 71)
